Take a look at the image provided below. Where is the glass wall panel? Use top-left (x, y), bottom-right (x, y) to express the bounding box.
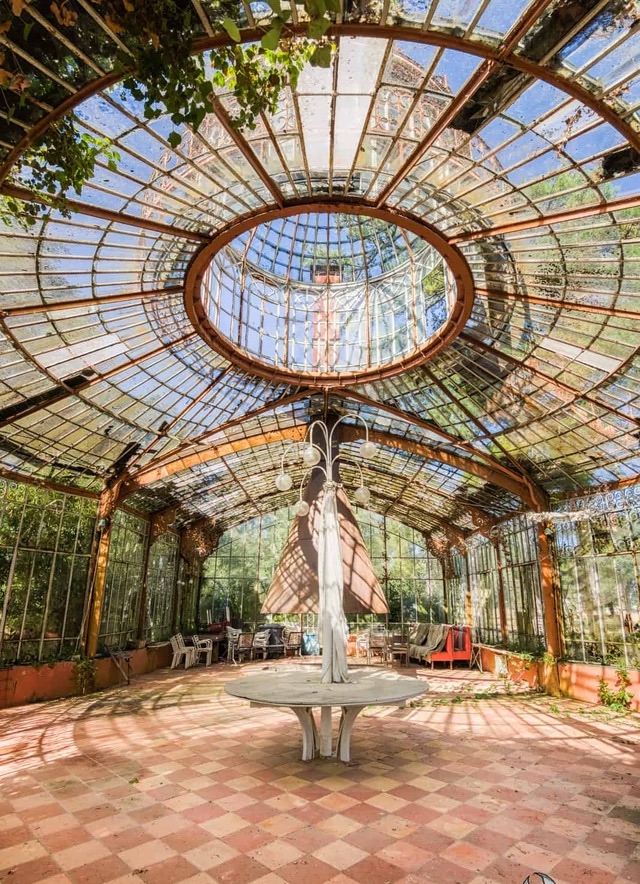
top-left (499, 516), bottom-right (546, 652)
top-left (200, 508), bottom-right (294, 628)
top-left (99, 509), bottom-right (149, 649)
top-left (201, 506), bottom-right (445, 629)
top-left (447, 548), bottom-right (468, 626)
top-left (0, 479), bottom-right (96, 663)
top-left (555, 486), bottom-right (640, 666)
top-left (177, 556), bottom-right (201, 635)
top-left (143, 532), bottom-right (179, 642)
top-left (467, 536), bottom-right (501, 646)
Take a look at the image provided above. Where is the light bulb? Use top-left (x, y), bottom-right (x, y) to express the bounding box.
top-left (275, 472), bottom-right (293, 492)
top-left (302, 445), bottom-right (321, 467)
top-left (359, 439), bottom-right (377, 460)
top-left (354, 485), bottom-right (370, 506)
top-left (295, 499), bottom-right (310, 517)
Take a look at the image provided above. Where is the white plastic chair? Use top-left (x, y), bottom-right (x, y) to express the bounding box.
top-left (170, 634), bottom-right (197, 669)
top-left (176, 633), bottom-right (198, 668)
top-left (252, 630), bottom-right (270, 661)
top-left (226, 627), bottom-right (241, 663)
top-left (191, 634), bottom-right (213, 666)
top-left (356, 631), bottom-right (369, 658)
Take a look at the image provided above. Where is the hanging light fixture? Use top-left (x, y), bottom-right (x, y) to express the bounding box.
top-left (275, 472), bottom-right (293, 492)
top-left (274, 415), bottom-right (375, 514)
top-left (302, 444), bottom-right (321, 467)
top-left (358, 438), bottom-right (377, 460)
top-left (353, 485), bottom-right (370, 506)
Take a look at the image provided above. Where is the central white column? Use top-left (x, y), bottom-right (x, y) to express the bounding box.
top-left (318, 482), bottom-right (350, 684)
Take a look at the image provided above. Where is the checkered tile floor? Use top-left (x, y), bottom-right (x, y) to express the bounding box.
top-left (1, 659), bottom-right (638, 884)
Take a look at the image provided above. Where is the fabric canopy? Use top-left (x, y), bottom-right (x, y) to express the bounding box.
top-left (261, 470), bottom-right (389, 615)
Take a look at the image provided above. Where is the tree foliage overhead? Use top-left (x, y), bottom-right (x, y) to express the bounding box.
top-left (0, 0), bottom-right (339, 225)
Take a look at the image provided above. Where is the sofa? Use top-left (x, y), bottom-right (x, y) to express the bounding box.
top-left (409, 623), bottom-right (472, 668)
top-left (429, 625), bottom-right (472, 669)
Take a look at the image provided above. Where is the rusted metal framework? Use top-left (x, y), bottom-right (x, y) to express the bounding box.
top-left (0, 1), bottom-right (639, 662)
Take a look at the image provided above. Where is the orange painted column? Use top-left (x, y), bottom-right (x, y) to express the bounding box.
top-left (84, 480), bottom-right (124, 658)
top-left (86, 524), bottom-right (113, 659)
top-left (537, 523), bottom-right (563, 658)
top-left (537, 522), bottom-right (563, 696)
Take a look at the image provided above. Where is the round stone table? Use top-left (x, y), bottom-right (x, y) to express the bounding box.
top-left (225, 666), bottom-right (428, 762)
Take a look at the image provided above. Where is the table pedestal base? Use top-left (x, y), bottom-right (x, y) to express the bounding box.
top-left (288, 705), bottom-right (366, 762)
top-left (234, 668), bottom-right (426, 763)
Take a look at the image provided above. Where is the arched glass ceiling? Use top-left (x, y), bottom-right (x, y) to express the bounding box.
top-left (232, 213), bottom-right (422, 283)
top-left (198, 211), bottom-right (458, 377)
top-left (0, 1), bottom-right (639, 535)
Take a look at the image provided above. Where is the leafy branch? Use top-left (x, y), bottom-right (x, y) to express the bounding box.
top-left (0, 0), bottom-right (340, 226)
top-left (0, 113), bottom-right (119, 228)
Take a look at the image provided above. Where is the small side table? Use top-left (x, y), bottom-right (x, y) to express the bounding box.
top-left (470, 643), bottom-right (483, 672)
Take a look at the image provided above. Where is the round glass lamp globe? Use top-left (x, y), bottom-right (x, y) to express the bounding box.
top-left (353, 486), bottom-right (371, 506)
top-left (295, 500), bottom-right (310, 517)
top-left (302, 445), bottom-right (321, 467)
top-left (275, 472), bottom-right (293, 492)
top-left (359, 440), bottom-right (377, 460)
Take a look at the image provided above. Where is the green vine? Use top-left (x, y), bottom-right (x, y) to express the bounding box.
top-left (598, 663), bottom-right (633, 713)
top-left (0, 0), bottom-right (339, 226)
top-left (72, 654), bottom-right (97, 695)
top-left (0, 113), bottom-right (119, 228)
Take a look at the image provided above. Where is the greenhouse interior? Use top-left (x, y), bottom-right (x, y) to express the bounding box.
top-left (0, 2), bottom-right (639, 883)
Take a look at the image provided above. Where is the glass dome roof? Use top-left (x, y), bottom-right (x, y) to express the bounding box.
top-left (230, 212), bottom-right (422, 283)
top-left (0, 2), bottom-right (639, 534)
top-left (195, 211), bottom-right (461, 379)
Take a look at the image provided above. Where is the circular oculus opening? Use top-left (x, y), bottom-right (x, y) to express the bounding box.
top-left (185, 206), bottom-right (473, 386)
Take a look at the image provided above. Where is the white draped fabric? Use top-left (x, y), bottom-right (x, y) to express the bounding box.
top-left (318, 482), bottom-right (351, 684)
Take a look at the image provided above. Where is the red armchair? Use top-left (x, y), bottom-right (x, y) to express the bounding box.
top-left (429, 626), bottom-right (472, 669)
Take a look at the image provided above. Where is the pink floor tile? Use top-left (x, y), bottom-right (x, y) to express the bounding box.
top-left (0, 663), bottom-right (638, 884)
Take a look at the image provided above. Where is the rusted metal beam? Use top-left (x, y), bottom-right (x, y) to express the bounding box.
top-left (127, 425), bottom-right (308, 490)
top-left (375, 60), bottom-right (496, 207)
top-left (497, 0), bottom-right (557, 58)
top-left (210, 96), bottom-right (285, 208)
top-left (459, 331), bottom-right (640, 428)
top-left (451, 193), bottom-right (640, 244)
top-left (477, 287), bottom-right (640, 320)
top-left (129, 389), bottom-right (312, 480)
top-left (556, 474), bottom-right (640, 500)
top-left (125, 367), bottom-right (233, 473)
top-left (340, 425), bottom-right (498, 529)
top-left (127, 420), bottom-right (532, 525)
top-left (362, 428), bottom-right (532, 508)
top-left (0, 467), bottom-right (99, 500)
top-left (423, 365), bottom-right (548, 509)
top-left (340, 388), bottom-right (545, 507)
top-left (0, 286), bottom-right (183, 317)
top-left (0, 330), bottom-right (196, 429)
top-left (363, 485), bottom-right (468, 542)
top-left (2, 22), bottom-right (638, 197)
top-left (0, 183), bottom-right (210, 243)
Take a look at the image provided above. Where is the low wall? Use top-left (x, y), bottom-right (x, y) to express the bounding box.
top-left (0, 643), bottom-right (172, 709)
top-left (478, 645), bottom-right (640, 710)
top-left (558, 660), bottom-right (640, 712)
